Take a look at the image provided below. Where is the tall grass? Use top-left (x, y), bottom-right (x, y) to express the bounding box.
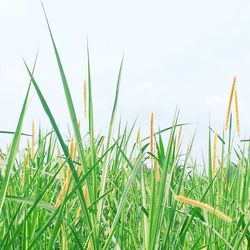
top-left (0, 9), bottom-right (250, 250)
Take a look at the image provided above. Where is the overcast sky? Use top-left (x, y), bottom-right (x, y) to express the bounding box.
top-left (1, 0), bottom-right (250, 160)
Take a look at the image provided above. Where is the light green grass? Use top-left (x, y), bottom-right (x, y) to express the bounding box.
top-left (0, 7), bottom-right (249, 250)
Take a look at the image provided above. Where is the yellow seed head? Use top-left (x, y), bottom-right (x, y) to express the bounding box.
top-left (212, 132), bottom-right (217, 178)
top-left (225, 76), bottom-right (236, 130)
top-left (83, 184), bottom-right (89, 207)
top-left (69, 138), bottom-right (75, 160)
top-left (55, 167), bottom-right (71, 208)
top-left (136, 127), bottom-right (141, 144)
top-left (154, 160), bottom-right (160, 182)
top-left (75, 185), bottom-right (91, 221)
top-left (73, 142), bottom-right (77, 161)
top-left (55, 188), bottom-right (64, 208)
top-left (24, 149), bottom-right (29, 166)
top-left (174, 195), bottom-right (232, 223)
top-left (55, 138), bottom-right (75, 207)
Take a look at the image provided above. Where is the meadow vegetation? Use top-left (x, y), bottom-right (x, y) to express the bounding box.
top-left (0, 7), bottom-right (249, 250)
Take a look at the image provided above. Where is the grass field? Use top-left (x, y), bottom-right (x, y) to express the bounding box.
top-left (0, 9), bottom-right (250, 250)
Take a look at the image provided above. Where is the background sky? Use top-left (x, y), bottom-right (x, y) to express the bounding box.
top-left (1, 0), bottom-right (250, 161)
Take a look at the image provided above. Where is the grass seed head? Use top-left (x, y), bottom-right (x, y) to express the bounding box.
top-left (212, 132), bottom-right (217, 178)
top-left (154, 159), bottom-right (160, 182)
top-left (136, 127), bottom-right (141, 144)
top-left (175, 195), bottom-right (232, 223)
top-left (69, 138), bottom-right (76, 160)
top-left (55, 166), bottom-right (71, 208)
top-left (225, 76), bottom-right (236, 130)
top-left (55, 138), bottom-right (75, 207)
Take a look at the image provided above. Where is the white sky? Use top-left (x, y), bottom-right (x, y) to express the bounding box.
top-left (1, 0), bottom-right (250, 160)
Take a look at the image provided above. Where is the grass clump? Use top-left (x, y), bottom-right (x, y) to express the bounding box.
top-left (0, 8), bottom-right (250, 250)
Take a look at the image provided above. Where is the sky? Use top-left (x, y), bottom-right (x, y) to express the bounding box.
top-left (1, 0), bottom-right (250, 161)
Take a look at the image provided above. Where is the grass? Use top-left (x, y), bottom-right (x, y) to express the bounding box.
top-left (0, 8), bottom-right (250, 250)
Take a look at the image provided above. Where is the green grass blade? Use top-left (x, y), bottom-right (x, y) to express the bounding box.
top-left (97, 57), bottom-right (123, 227)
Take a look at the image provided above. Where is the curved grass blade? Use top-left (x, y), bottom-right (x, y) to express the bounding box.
top-left (97, 57), bottom-right (123, 227)
top-left (40, 5), bottom-right (96, 247)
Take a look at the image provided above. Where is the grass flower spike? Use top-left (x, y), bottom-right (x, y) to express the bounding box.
top-left (225, 76), bottom-right (236, 130)
top-left (212, 132), bottom-right (217, 178)
top-left (175, 195), bottom-right (233, 223)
